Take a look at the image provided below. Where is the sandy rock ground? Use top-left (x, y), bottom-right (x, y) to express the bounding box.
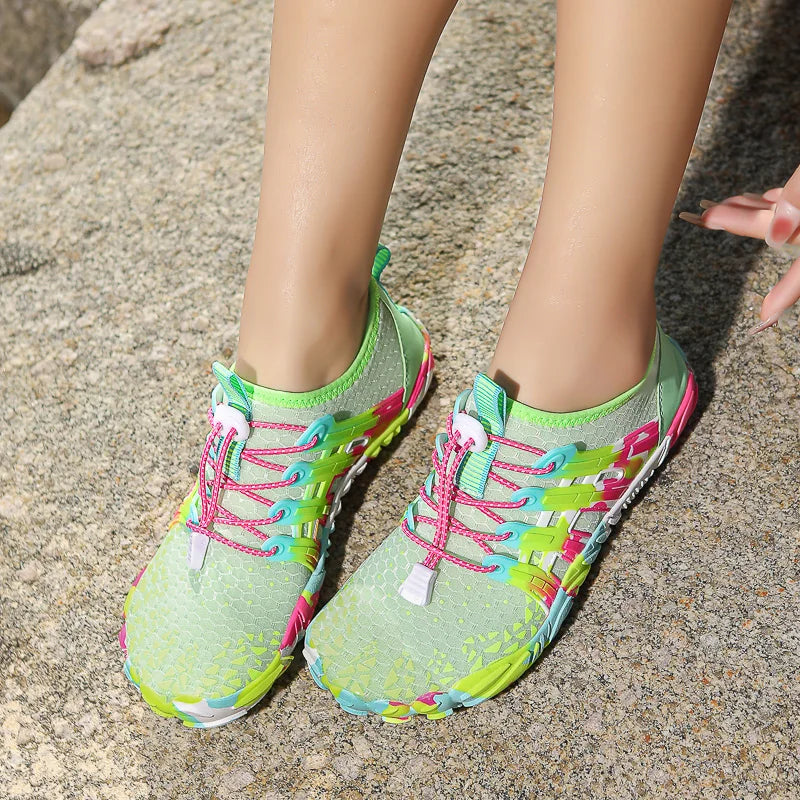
top-left (0, 1), bottom-right (797, 798)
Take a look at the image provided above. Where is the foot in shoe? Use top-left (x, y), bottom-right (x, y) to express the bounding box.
top-left (120, 246), bottom-right (434, 728)
top-left (303, 324), bottom-right (697, 722)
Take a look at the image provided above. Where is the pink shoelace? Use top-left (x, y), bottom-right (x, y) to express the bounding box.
top-left (400, 412), bottom-right (557, 573)
top-left (185, 409), bottom-right (317, 558)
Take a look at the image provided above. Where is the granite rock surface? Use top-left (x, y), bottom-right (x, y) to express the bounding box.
top-left (0, 0), bottom-right (99, 110)
top-left (0, 0), bottom-right (797, 798)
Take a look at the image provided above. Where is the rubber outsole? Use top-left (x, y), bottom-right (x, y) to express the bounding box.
top-left (304, 370), bottom-right (699, 723)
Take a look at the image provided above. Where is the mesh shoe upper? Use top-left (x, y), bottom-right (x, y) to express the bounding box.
top-left (307, 327), bottom-right (689, 706)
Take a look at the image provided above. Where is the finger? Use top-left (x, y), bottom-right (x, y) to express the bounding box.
top-left (681, 204), bottom-right (800, 245)
top-left (705, 205), bottom-right (800, 245)
top-left (697, 194), bottom-right (775, 211)
top-left (699, 195), bottom-right (774, 212)
top-left (697, 205), bottom-right (774, 240)
top-left (742, 192), bottom-right (772, 202)
top-left (720, 194), bottom-right (775, 210)
top-left (763, 187), bottom-right (783, 202)
top-left (766, 165), bottom-right (800, 248)
top-left (780, 165), bottom-right (800, 209)
top-left (759, 255), bottom-right (800, 326)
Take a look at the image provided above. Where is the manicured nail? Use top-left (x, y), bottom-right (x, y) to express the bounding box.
top-left (748, 314), bottom-right (780, 335)
top-left (743, 192), bottom-right (768, 202)
top-left (679, 211), bottom-right (724, 231)
top-left (699, 199), bottom-right (718, 210)
top-left (765, 199), bottom-right (800, 248)
top-left (679, 211), bottom-right (705, 227)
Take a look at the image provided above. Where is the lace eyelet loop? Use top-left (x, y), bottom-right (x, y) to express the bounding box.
top-left (532, 443), bottom-right (578, 476)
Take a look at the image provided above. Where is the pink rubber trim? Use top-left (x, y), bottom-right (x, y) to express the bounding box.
top-left (130, 564), bottom-right (147, 588)
top-left (363, 388), bottom-right (405, 440)
top-left (279, 591), bottom-right (319, 651)
top-left (406, 334), bottom-right (434, 411)
top-left (666, 371), bottom-right (698, 441)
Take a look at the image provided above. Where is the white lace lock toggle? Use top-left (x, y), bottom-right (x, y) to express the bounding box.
top-left (398, 562), bottom-right (438, 606)
top-left (187, 531), bottom-right (210, 570)
top-left (213, 403), bottom-right (250, 442)
top-left (451, 412), bottom-right (488, 453)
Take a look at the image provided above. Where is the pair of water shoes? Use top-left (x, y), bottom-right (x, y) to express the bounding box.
top-left (121, 246), bottom-right (696, 727)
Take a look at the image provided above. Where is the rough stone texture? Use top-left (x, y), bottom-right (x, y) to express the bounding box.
top-left (0, 0), bottom-right (798, 798)
top-left (0, 241), bottom-right (53, 277)
top-left (74, 0), bottom-right (170, 67)
top-left (0, 0), bottom-right (100, 108)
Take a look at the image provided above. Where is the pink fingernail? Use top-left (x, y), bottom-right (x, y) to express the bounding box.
top-left (748, 314), bottom-right (780, 335)
top-left (765, 200), bottom-right (800, 248)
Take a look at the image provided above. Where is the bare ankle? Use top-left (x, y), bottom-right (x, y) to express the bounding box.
top-left (236, 284), bottom-right (370, 391)
top-left (490, 311), bottom-right (656, 412)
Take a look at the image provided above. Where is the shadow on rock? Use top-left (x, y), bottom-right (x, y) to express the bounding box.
top-left (660, 0), bottom-right (800, 414)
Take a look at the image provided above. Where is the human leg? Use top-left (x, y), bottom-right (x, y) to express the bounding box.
top-left (237, 0), bottom-right (458, 391)
top-left (490, 0), bottom-right (731, 412)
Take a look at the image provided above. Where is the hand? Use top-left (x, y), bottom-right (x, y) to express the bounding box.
top-left (680, 165), bottom-right (800, 333)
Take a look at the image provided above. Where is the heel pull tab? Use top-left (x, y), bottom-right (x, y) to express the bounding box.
top-left (371, 244), bottom-right (391, 280)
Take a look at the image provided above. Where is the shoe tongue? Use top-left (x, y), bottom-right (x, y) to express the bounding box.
top-left (211, 362), bottom-right (252, 417)
top-left (457, 373), bottom-right (508, 498)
